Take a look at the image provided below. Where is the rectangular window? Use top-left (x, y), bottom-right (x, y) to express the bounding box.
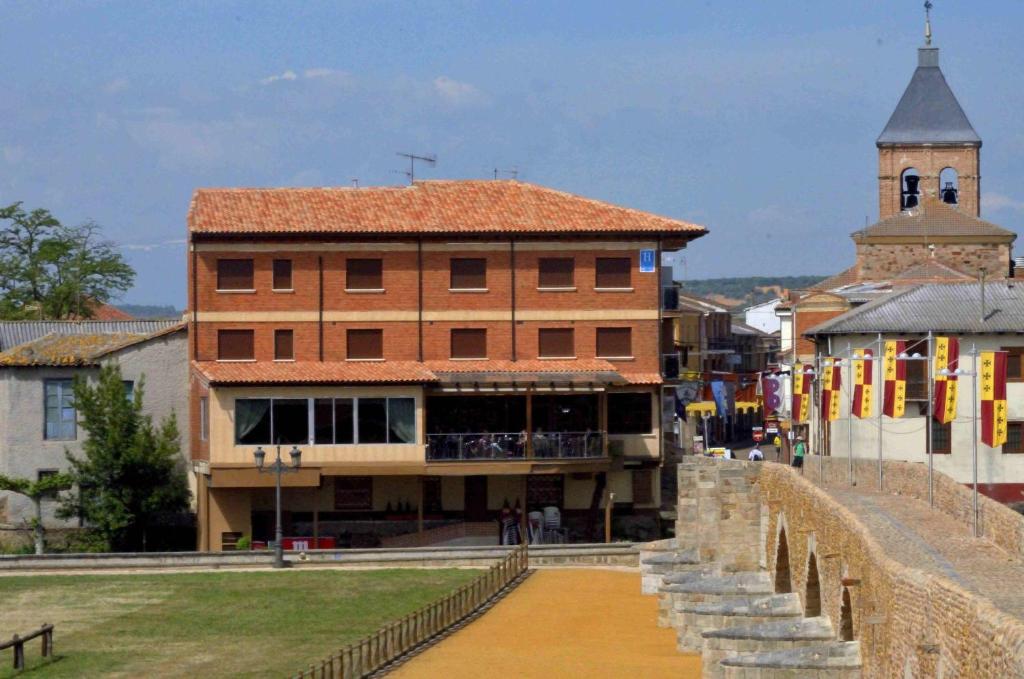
top-left (335, 398), bottom-right (355, 444)
top-left (1005, 422), bottom-right (1024, 454)
top-left (632, 469), bottom-right (654, 505)
top-left (595, 257), bottom-right (631, 289)
top-left (596, 327), bottom-right (633, 358)
top-left (273, 259), bottom-right (293, 290)
top-left (274, 329), bottom-right (294, 361)
top-left (199, 396), bottom-right (209, 441)
top-left (235, 398), bottom-right (271, 445)
top-left (347, 329), bottom-right (383, 360)
top-left (123, 380), bottom-right (135, 402)
top-left (358, 398), bottom-right (388, 444)
top-left (608, 392), bottom-right (652, 434)
top-left (1003, 347), bottom-right (1024, 381)
top-left (44, 379), bottom-right (76, 440)
top-left (450, 258), bottom-right (487, 290)
top-left (450, 329), bottom-right (487, 359)
top-left (931, 420), bottom-right (952, 455)
top-left (37, 470), bottom-right (60, 499)
top-left (314, 398), bottom-right (355, 445)
top-left (538, 328), bottom-right (574, 358)
top-left (272, 399), bottom-right (309, 444)
top-left (218, 329), bottom-right (255, 361)
top-left (538, 257), bottom-right (574, 288)
top-left (217, 259), bottom-right (254, 291)
top-left (387, 397), bottom-right (415, 444)
top-left (904, 339), bottom-right (929, 400)
top-left (346, 258), bottom-right (383, 290)
top-left (334, 476), bottom-right (373, 510)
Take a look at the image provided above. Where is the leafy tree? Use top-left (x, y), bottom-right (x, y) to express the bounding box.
top-left (0, 202), bottom-right (135, 319)
top-left (59, 364), bottom-right (190, 551)
top-left (0, 472), bottom-right (73, 554)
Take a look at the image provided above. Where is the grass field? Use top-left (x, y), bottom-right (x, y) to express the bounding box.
top-left (0, 568), bottom-right (478, 678)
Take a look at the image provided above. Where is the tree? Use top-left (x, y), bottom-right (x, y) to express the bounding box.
top-left (59, 364), bottom-right (189, 551)
top-left (0, 473), bottom-right (73, 554)
top-left (0, 202), bottom-right (135, 319)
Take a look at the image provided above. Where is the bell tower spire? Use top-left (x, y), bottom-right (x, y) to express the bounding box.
top-left (924, 1), bottom-right (933, 46)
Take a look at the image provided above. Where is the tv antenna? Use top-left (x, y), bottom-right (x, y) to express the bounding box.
top-left (395, 152), bottom-right (436, 184)
top-left (493, 167), bottom-right (518, 180)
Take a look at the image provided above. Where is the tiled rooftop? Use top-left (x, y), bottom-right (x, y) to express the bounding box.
top-left (852, 198), bottom-right (1015, 240)
top-left (0, 333), bottom-right (152, 367)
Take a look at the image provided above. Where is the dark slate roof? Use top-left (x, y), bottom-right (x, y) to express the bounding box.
top-left (806, 282), bottom-right (1024, 335)
top-left (877, 48), bottom-right (980, 146)
top-left (851, 197), bottom-right (1015, 240)
top-left (0, 320), bottom-right (181, 352)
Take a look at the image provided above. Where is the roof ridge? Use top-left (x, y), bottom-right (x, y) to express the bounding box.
top-left (804, 286), bottom-right (920, 335)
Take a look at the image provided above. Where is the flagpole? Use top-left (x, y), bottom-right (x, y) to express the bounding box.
top-left (927, 331), bottom-right (934, 507)
top-left (877, 332), bottom-right (884, 492)
top-left (848, 342), bottom-right (854, 487)
top-left (972, 343), bottom-right (979, 537)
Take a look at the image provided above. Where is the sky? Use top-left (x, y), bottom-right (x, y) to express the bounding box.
top-left (3, 1), bottom-right (1024, 307)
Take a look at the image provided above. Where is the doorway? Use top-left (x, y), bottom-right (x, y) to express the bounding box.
top-left (464, 476), bottom-right (488, 521)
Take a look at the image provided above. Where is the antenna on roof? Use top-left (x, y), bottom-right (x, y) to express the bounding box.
top-left (924, 1), bottom-right (933, 46)
top-left (493, 167), bottom-right (518, 180)
top-left (395, 152), bottom-right (436, 185)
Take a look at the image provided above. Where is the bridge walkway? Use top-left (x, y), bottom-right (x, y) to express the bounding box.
top-left (388, 568), bottom-right (702, 678)
top-left (822, 484), bottom-right (1024, 622)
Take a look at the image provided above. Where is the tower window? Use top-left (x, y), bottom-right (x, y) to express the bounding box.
top-left (901, 168), bottom-right (921, 210)
top-left (939, 167), bottom-right (959, 206)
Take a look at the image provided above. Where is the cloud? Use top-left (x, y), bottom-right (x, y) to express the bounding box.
top-left (432, 76), bottom-right (487, 107)
top-left (259, 68), bottom-right (353, 87)
top-left (103, 78), bottom-right (130, 94)
top-left (983, 192), bottom-right (1024, 213)
top-left (120, 238), bottom-right (186, 252)
top-left (260, 70), bottom-right (298, 86)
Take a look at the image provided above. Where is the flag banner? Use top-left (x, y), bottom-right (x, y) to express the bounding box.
top-left (981, 351), bottom-right (1008, 448)
top-left (933, 337), bottom-right (960, 424)
top-left (852, 348), bottom-right (873, 418)
top-left (819, 358), bottom-right (842, 421)
top-left (792, 363), bottom-right (812, 423)
top-left (762, 374), bottom-right (783, 414)
top-left (883, 340), bottom-right (907, 418)
top-left (711, 380), bottom-right (728, 419)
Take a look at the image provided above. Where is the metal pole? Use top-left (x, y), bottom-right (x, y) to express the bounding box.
top-left (972, 344), bottom-right (979, 538)
top-left (275, 446), bottom-right (284, 569)
top-left (817, 354), bottom-right (824, 483)
top-left (848, 343), bottom-right (854, 486)
top-left (926, 331), bottom-right (934, 507)
top-left (877, 333), bottom-right (884, 492)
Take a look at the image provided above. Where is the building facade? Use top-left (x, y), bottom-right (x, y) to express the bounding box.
top-left (187, 180), bottom-right (706, 550)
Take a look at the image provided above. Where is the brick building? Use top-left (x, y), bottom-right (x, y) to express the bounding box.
top-left (187, 180), bottom-right (706, 550)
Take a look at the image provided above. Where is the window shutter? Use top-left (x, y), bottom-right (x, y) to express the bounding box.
top-left (451, 329), bottom-right (487, 359)
top-left (595, 257), bottom-right (631, 289)
top-left (217, 259), bottom-right (254, 290)
top-left (346, 259), bottom-right (383, 290)
top-left (347, 329), bottom-right (383, 359)
top-left (218, 329), bottom-right (254, 360)
top-left (450, 258), bottom-right (487, 289)
top-left (538, 328), bottom-right (574, 358)
top-left (538, 257), bottom-right (574, 288)
top-left (273, 259), bottom-right (292, 290)
top-left (274, 329), bottom-right (294, 360)
top-left (597, 327), bottom-right (632, 358)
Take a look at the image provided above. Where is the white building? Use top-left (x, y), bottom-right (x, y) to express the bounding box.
top-left (743, 298), bottom-right (782, 334)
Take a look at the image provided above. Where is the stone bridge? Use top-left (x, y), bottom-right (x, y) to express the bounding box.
top-left (640, 456), bottom-right (1024, 678)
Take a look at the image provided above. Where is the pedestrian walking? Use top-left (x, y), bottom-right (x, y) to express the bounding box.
top-left (792, 435), bottom-right (806, 471)
top-left (748, 445), bottom-right (764, 462)
top-left (772, 434), bottom-right (782, 461)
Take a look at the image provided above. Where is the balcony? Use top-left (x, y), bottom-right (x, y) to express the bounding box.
top-left (426, 431), bottom-right (605, 462)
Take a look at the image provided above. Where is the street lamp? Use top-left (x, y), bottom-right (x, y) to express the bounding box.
top-left (254, 444), bottom-right (302, 568)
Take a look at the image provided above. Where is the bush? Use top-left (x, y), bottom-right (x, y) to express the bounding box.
top-left (235, 535), bottom-right (251, 551)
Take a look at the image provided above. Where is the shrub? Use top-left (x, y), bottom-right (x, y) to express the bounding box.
top-left (235, 535), bottom-right (251, 551)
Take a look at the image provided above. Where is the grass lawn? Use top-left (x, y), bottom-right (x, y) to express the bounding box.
top-left (0, 568), bottom-right (478, 678)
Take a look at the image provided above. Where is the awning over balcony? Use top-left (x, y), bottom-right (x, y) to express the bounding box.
top-left (192, 360), bottom-right (437, 385)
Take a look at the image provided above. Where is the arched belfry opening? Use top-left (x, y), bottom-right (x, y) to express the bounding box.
top-left (939, 167), bottom-right (959, 205)
top-left (805, 552), bottom-right (822, 617)
top-left (774, 526), bottom-right (792, 593)
top-left (839, 586), bottom-right (855, 641)
top-left (901, 168), bottom-right (921, 210)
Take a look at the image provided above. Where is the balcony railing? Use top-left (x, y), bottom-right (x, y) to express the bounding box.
top-left (426, 432), bottom-right (605, 462)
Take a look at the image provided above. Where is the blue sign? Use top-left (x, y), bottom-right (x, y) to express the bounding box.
top-left (639, 249), bottom-right (656, 273)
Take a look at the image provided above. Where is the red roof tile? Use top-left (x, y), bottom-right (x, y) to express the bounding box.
top-left (425, 359), bottom-right (620, 374)
top-left (192, 361), bottom-right (437, 385)
top-left (188, 180), bottom-right (707, 237)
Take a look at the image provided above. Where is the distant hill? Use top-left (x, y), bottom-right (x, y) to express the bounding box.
top-left (678, 276), bottom-right (827, 310)
top-left (117, 304), bottom-right (182, 319)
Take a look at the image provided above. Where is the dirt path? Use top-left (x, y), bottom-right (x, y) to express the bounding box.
top-left (389, 569), bottom-right (701, 679)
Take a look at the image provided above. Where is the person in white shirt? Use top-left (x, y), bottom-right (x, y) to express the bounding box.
top-left (748, 446), bottom-right (764, 462)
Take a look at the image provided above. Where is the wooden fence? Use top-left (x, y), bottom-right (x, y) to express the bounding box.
top-left (293, 544), bottom-right (528, 678)
top-left (1, 624), bottom-right (54, 670)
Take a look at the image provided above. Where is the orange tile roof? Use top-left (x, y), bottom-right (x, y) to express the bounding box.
top-left (425, 359), bottom-right (620, 374)
top-left (188, 180), bottom-right (707, 237)
top-left (0, 333), bottom-right (149, 366)
top-left (617, 372), bottom-right (663, 385)
top-left (192, 361), bottom-right (437, 385)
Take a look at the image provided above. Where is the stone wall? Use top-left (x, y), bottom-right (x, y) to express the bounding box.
top-left (855, 242), bottom-right (1009, 281)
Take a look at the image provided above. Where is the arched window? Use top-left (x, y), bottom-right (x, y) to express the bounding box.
top-left (805, 552), bottom-right (821, 617)
top-left (901, 168), bottom-right (921, 210)
top-left (839, 586), bottom-right (854, 641)
top-left (939, 167), bottom-right (959, 205)
top-left (774, 526), bottom-right (792, 593)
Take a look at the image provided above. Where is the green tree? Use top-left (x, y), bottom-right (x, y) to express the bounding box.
top-left (0, 202), bottom-right (135, 319)
top-left (59, 364), bottom-right (190, 551)
top-left (0, 472), bottom-right (73, 554)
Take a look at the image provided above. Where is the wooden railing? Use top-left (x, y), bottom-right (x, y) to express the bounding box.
top-left (293, 544), bottom-right (528, 678)
top-left (1, 624), bottom-right (54, 670)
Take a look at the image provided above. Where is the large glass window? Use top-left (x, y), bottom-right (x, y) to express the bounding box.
top-left (44, 379), bottom-right (76, 440)
top-left (272, 399), bottom-right (309, 444)
top-left (359, 398), bottom-right (388, 443)
top-left (388, 398), bottom-right (415, 443)
top-left (235, 398), bottom-right (271, 444)
top-left (286, 396), bottom-right (412, 445)
top-left (607, 393), bottom-right (653, 434)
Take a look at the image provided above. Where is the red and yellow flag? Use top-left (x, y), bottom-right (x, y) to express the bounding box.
top-left (981, 351), bottom-right (1008, 448)
top-left (852, 349), bottom-right (873, 418)
top-left (792, 363), bottom-right (812, 423)
top-left (882, 340), bottom-right (907, 418)
top-left (820, 358), bottom-right (842, 421)
top-left (933, 337), bottom-right (960, 424)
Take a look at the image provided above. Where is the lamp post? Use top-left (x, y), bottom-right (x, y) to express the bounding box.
top-left (254, 444), bottom-right (302, 569)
